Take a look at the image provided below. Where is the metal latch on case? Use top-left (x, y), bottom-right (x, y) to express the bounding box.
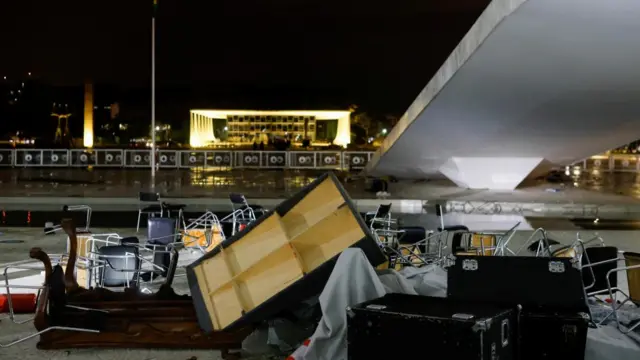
top-left (346, 306), bottom-right (355, 318)
top-left (548, 261), bottom-right (565, 273)
top-left (462, 259), bottom-right (478, 271)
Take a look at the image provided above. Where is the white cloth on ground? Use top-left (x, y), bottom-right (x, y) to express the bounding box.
top-left (293, 248), bottom-right (447, 360)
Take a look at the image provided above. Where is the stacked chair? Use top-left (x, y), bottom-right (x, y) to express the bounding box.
top-left (0, 192), bottom-right (270, 351)
top-left (349, 203), bottom-right (640, 359)
top-left (365, 204), bottom-right (449, 268)
top-left (2, 218), bottom-right (250, 352)
top-left (136, 192), bottom-right (186, 233)
top-left (182, 211), bottom-right (226, 254)
top-left (219, 193), bottom-right (266, 237)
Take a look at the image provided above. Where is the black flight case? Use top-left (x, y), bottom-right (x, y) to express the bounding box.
top-left (447, 255), bottom-right (590, 360)
top-left (347, 293), bottom-right (516, 360)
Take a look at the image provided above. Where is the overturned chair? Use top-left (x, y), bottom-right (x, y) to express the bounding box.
top-left (0, 219), bottom-right (253, 354)
top-left (446, 223), bottom-right (521, 257)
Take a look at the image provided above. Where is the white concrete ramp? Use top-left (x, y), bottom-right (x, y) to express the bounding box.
top-left (367, 0), bottom-right (640, 189)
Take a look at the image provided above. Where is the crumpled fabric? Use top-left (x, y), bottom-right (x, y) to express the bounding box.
top-left (287, 248), bottom-right (447, 360)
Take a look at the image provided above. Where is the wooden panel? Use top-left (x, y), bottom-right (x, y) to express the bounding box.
top-left (209, 283), bottom-right (245, 330)
top-left (281, 177), bottom-right (345, 239)
top-left (77, 267), bottom-right (89, 289)
top-left (470, 234), bottom-right (496, 256)
top-left (224, 214), bottom-right (289, 276)
top-left (67, 234), bottom-right (93, 258)
top-left (456, 251), bottom-right (481, 256)
top-left (193, 266), bottom-right (220, 331)
top-left (291, 206), bottom-right (365, 273)
top-left (198, 250), bottom-right (234, 291)
top-left (624, 253), bottom-right (640, 302)
top-left (235, 244), bottom-right (304, 311)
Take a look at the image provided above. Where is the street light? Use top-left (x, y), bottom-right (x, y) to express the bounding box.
top-left (150, 0), bottom-right (158, 189)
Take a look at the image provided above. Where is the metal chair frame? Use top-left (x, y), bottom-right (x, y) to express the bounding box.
top-left (183, 211), bottom-right (226, 254)
top-left (220, 194), bottom-right (259, 237)
top-left (87, 250), bottom-right (150, 289)
top-left (374, 228), bottom-right (450, 268)
top-left (45, 205), bottom-right (93, 235)
top-left (365, 204), bottom-right (395, 234)
top-left (136, 192), bottom-right (164, 232)
top-left (0, 262), bottom-right (106, 348)
top-left (605, 253), bottom-right (640, 333)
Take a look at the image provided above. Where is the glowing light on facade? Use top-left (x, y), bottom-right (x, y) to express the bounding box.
top-left (189, 110), bottom-right (351, 147)
top-left (83, 81), bottom-right (94, 148)
top-left (189, 112), bottom-right (217, 147)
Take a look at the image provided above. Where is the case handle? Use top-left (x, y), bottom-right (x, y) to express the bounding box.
top-left (501, 319), bottom-right (509, 347)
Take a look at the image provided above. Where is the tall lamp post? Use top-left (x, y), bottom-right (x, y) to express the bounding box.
top-left (150, 0), bottom-right (157, 190)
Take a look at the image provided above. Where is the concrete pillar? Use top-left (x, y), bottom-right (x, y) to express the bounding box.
top-left (438, 157), bottom-right (547, 190)
top-left (333, 113), bottom-right (351, 147)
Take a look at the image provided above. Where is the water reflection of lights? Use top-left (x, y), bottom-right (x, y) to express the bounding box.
top-left (184, 169), bottom-right (318, 190)
top-left (286, 176), bottom-right (315, 188)
top-left (192, 176), bottom-right (235, 187)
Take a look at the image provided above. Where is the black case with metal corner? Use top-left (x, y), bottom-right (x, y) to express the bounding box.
top-left (346, 293), bottom-right (516, 360)
top-left (447, 255), bottom-right (588, 312)
top-left (519, 310), bottom-right (589, 360)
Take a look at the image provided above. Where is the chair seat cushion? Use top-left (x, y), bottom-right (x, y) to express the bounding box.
top-left (119, 236), bottom-right (140, 245)
top-left (98, 245), bottom-right (140, 287)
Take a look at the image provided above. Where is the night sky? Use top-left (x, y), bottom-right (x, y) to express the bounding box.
top-left (1, 0), bottom-right (489, 116)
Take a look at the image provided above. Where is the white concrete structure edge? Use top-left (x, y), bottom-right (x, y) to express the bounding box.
top-left (367, 0), bottom-right (525, 173)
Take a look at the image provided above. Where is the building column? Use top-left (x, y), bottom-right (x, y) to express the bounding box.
top-left (333, 113), bottom-right (351, 147)
top-left (198, 115), bottom-right (203, 144)
top-left (190, 112), bottom-right (201, 147)
top-left (83, 81), bottom-right (94, 148)
top-left (206, 115), bottom-right (217, 142)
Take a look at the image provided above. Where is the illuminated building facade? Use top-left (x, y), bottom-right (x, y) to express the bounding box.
top-left (83, 81), bottom-right (94, 148)
top-left (189, 110), bottom-right (351, 148)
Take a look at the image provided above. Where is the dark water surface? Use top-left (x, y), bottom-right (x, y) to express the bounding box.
top-left (1, 209), bottom-right (639, 231)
